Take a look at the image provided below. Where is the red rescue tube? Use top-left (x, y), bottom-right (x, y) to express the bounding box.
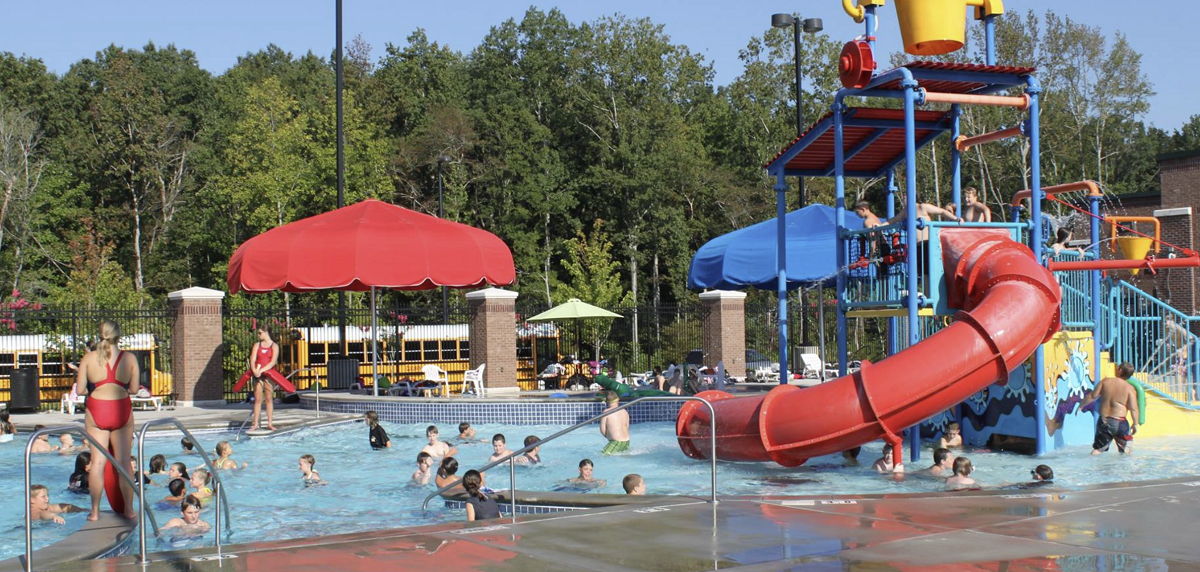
top-left (231, 368), bottom-right (297, 393)
top-left (104, 443), bottom-right (124, 514)
top-left (677, 229), bottom-right (1061, 466)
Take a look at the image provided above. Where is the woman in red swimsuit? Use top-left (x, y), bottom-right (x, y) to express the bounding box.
top-left (231, 326), bottom-right (296, 430)
top-left (74, 320), bottom-right (139, 520)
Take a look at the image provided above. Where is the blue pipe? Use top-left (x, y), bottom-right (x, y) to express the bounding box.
top-left (903, 79), bottom-right (921, 463)
top-left (985, 16), bottom-right (997, 66)
top-left (865, 6), bottom-right (877, 53)
top-left (950, 104), bottom-right (962, 218)
top-left (834, 101), bottom-right (849, 379)
top-left (886, 169), bottom-right (898, 361)
top-left (775, 170), bottom-right (790, 384)
top-left (1027, 76), bottom-right (1047, 456)
top-left (1090, 195), bottom-right (1102, 389)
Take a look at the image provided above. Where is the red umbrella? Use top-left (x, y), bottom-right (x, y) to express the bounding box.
top-left (227, 199), bottom-right (515, 395)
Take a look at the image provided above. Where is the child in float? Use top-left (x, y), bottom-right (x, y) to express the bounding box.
top-left (937, 422), bottom-right (963, 449)
top-left (622, 474), bottom-right (646, 495)
top-left (945, 457), bottom-right (977, 489)
top-left (161, 495), bottom-right (210, 536)
top-left (412, 452), bottom-right (434, 485)
top-left (515, 435), bottom-right (540, 465)
top-left (567, 459), bottom-right (606, 488)
top-left (420, 426), bottom-right (457, 460)
top-left (168, 462), bottom-right (190, 482)
top-left (0, 409), bottom-right (14, 442)
top-left (435, 457), bottom-right (466, 496)
top-left (365, 410), bottom-right (390, 449)
top-left (159, 478), bottom-right (188, 509)
top-left (29, 426), bottom-right (58, 453)
top-left (69, 452), bottom-right (92, 494)
top-left (458, 422), bottom-right (477, 441)
top-left (231, 325), bottom-right (298, 432)
top-left (299, 454), bottom-right (325, 485)
top-left (213, 441), bottom-right (247, 470)
top-left (462, 470), bottom-right (501, 521)
top-left (488, 434), bottom-right (512, 463)
top-left (190, 468), bottom-right (213, 504)
top-left (30, 484), bottom-right (85, 524)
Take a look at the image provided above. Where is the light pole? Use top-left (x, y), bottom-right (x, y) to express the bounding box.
top-left (772, 12), bottom-right (823, 354)
top-left (437, 155), bottom-right (450, 324)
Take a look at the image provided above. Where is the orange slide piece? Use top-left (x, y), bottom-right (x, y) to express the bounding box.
top-left (677, 229), bottom-right (1061, 467)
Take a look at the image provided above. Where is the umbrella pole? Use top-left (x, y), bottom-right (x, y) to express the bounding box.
top-left (371, 286), bottom-right (379, 397)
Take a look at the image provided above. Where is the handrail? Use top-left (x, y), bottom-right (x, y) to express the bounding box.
top-left (236, 367), bottom-right (316, 440)
top-left (137, 418), bottom-right (233, 560)
top-left (24, 425), bottom-right (160, 571)
top-left (422, 396), bottom-right (717, 511)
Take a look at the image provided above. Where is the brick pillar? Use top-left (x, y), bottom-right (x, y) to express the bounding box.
top-left (1154, 207), bottom-right (1196, 315)
top-left (699, 290), bottom-right (747, 378)
top-left (466, 288), bottom-right (519, 394)
top-left (168, 287), bottom-right (225, 407)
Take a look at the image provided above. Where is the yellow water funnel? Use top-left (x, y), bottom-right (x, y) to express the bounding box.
top-left (1115, 237), bottom-right (1154, 276)
top-left (893, 0), bottom-right (1004, 56)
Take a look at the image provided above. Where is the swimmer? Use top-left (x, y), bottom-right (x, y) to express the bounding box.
top-left (567, 459), bottom-right (607, 488)
top-left (435, 457), bottom-right (465, 495)
top-left (58, 433), bottom-right (84, 454)
top-left (937, 423), bottom-right (963, 449)
top-left (181, 437), bottom-right (200, 455)
top-left (148, 454), bottom-right (168, 476)
top-left (299, 454), bottom-right (325, 485)
top-left (365, 410), bottom-right (391, 449)
top-left (69, 452), bottom-right (92, 494)
top-left (190, 469), bottom-right (213, 504)
top-left (420, 426), bottom-right (457, 460)
top-left (0, 410), bottom-right (14, 442)
top-left (924, 448), bottom-right (955, 478)
top-left (622, 474), bottom-right (645, 495)
top-left (412, 452), bottom-right (434, 485)
top-left (872, 447), bottom-right (904, 474)
top-left (842, 446), bottom-right (861, 466)
top-left (130, 456), bottom-right (152, 485)
top-left (168, 462), bottom-right (189, 482)
top-left (30, 484), bottom-right (85, 524)
top-left (29, 426), bottom-right (58, 454)
top-left (515, 435), bottom-right (540, 465)
top-left (161, 495), bottom-right (210, 536)
top-left (1030, 464), bottom-right (1054, 484)
top-left (161, 478), bottom-right (188, 506)
top-left (462, 470), bottom-right (500, 521)
top-left (599, 392), bottom-right (630, 455)
top-left (213, 441), bottom-right (247, 470)
top-left (488, 434), bottom-right (512, 463)
top-left (945, 457), bottom-right (977, 489)
top-left (457, 422), bottom-right (477, 441)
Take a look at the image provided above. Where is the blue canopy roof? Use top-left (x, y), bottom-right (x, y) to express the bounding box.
top-left (688, 204), bottom-right (865, 291)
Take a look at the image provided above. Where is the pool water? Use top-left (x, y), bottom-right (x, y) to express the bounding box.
top-left (2, 422), bottom-right (1200, 560)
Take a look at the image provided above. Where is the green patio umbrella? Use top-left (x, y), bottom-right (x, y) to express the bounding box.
top-left (527, 298), bottom-right (622, 362)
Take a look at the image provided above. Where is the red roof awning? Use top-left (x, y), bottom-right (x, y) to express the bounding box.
top-left (765, 108), bottom-right (953, 177)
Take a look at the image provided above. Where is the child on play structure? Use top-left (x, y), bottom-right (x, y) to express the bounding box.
top-left (937, 422), bottom-right (963, 449)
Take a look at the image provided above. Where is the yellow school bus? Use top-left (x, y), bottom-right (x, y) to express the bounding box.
top-left (0, 333), bottom-right (172, 405)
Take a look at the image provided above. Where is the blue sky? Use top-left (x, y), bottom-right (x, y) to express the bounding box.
top-left (0, 1), bottom-right (1192, 130)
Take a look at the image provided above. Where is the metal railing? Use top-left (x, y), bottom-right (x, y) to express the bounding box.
top-left (23, 425), bottom-right (160, 572)
top-left (421, 396), bottom-right (717, 515)
top-left (1105, 281), bottom-right (1200, 402)
top-left (136, 418), bottom-right (233, 560)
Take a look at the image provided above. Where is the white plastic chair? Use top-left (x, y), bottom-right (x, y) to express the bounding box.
top-left (421, 364), bottom-right (449, 397)
top-left (131, 388), bottom-right (163, 411)
top-left (60, 389), bottom-right (86, 414)
top-left (799, 354), bottom-right (824, 379)
top-left (462, 364), bottom-right (486, 397)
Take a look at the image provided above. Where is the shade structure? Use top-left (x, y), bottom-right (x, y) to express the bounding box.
top-left (688, 204), bottom-right (865, 291)
top-left (227, 199), bottom-right (515, 294)
top-left (526, 299), bottom-right (623, 322)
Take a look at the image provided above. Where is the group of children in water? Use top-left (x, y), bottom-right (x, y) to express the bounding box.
top-left (863, 422), bottom-right (1055, 490)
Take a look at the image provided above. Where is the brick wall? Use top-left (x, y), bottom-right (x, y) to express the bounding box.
top-left (467, 289), bottom-right (518, 391)
top-left (1159, 153), bottom-right (1200, 316)
top-left (699, 291), bottom-right (746, 378)
top-left (1154, 210), bottom-right (1196, 314)
top-left (169, 289), bottom-right (225, 405)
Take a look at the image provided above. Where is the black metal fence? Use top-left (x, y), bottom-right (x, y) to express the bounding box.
top-left (0, 305), bottom-right (173, 408)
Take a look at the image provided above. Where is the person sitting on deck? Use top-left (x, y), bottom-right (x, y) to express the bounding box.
top-left (462, 470), bottom-right (500, 521)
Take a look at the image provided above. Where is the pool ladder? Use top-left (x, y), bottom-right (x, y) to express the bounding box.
top-left (421, 395), bottom-right (718, 517)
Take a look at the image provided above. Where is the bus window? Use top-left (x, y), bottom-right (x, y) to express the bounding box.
top-left (423, 342), bottom-right (438, 362)
top-left (440, 341), bottom-right (457, 361)
top-left (0, 353), bottom-right (13, 376)
top-left (459, 341), bottom-right (469, 360)
top-left (517, 338), bottom-right (533, 360)
top-left (308, 343), bottom-right (327, 366)
top-left (404, 341), bottom-right (421, 362)
top-left (347, 342), bottom-right (364, 361)
top-left (42, 353), bottom-right (65, 375)
top-left (17, 353), bottom-right (37, 372)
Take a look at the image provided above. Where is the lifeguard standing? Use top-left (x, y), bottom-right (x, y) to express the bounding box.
top-left (232, 325), bottom-right (296, 431)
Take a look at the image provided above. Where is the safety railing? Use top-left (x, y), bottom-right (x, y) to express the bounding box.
top-left (24, 425), bottom-right (160, 572)
top-left (1052, 250), bottom-right (1097, 330)
top-left (421, 396), bottom-right (717, 515)
top-left (1105, 281), bottom-right (1200, 403)
top-left (136, 418), bottom-right (233, 559)
top-left (235, 368), bottom-right (317, 441)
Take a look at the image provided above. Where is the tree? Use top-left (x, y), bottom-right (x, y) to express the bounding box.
top-left (0, 103), bottom-right (45, 270)
top-left (554, 221), bottom-right (633, 359)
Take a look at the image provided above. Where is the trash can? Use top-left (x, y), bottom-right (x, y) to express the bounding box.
top-left (327, 358), bottom-right (360, 390)
top-left (9, 368), bottom-right (40, 412)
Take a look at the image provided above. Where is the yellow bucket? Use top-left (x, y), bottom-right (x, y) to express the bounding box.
top-left (1115, 236), bottom-right (1154, 276)
top-left (894, 0), bottom-right (967, 55)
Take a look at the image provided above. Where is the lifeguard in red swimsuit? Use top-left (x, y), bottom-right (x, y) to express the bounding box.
top-left (232, 326), bottom-right (295, 431)
top-left (75, 320), bottom-right (138, 520)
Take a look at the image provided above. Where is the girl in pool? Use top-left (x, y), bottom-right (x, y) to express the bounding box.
top-left (462, 470), bottom-right (500, 521)
top-left (75, 320), bottom-right (140, 520)
top-left (148, 454), bottom-right (168, 476)
top-left (298, 454), bottom-right (325, 485)
top-left (190, 469), bottom-right (213, 504)
top-left (161, 495), bottom-right (210, 537)
top-left (435, 457), bottom-right (465, 495)
top-left (168, 462), bottom-right (189, 482)
top-left (0, 410), bottom-right (14, 442)
top-left (69, 452), bottom-right (92, 494)
top-left (365, 410), bottom-right (390, 449)
top-left (213, 441), bottom-right (247, 470)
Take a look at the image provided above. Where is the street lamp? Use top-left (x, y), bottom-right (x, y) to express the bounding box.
top-left (437, 155), bottom-right (451, 324)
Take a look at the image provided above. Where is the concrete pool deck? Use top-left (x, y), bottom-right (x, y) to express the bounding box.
top-left (33, 474), bottom-right (1200, 571)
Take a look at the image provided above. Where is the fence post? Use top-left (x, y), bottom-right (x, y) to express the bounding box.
top-left (466, 288), bottom-right (519, 395)
top-left (168, 287), bottom-right (226, 407)
top-left (699, 291), bottom-right (747, 379)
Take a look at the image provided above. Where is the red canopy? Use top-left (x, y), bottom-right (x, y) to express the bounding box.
top-left (227, 199), bottom-right (516, 294)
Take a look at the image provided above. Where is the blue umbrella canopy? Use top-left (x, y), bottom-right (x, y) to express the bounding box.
top-left (688, 204), bottom-right (866, 291)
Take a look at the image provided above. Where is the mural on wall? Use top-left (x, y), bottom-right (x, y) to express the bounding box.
top-left (1044, 332), bottom-right (1100, 448)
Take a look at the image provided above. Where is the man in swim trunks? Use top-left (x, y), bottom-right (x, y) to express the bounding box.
top-left (599, 391), bottom-right (630, 454)
top-left (1080, 362), bottom-right (1140, 455)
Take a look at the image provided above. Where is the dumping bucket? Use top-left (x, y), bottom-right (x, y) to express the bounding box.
top-left (894, 0), bottom-right (968, 55)
top-left (1115, 237), bottom-right (1154, 276)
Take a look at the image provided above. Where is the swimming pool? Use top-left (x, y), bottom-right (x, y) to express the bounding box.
top-left (3, 421), bottom-right (1200, 561)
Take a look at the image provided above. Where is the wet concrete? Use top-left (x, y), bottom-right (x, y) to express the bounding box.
top-left (32, 476), bottom-right (1200, 571)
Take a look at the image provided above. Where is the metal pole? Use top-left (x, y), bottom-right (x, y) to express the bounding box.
top-left (950, 105), bottom-right (962, 218)
top-left (438, 159), bottom-right (449, 324)
top-left (138, 432), bottom-right (146, 560)
top-left (794, 18), bottom-right (809, 350)
top-left (371, 286), bottom-right (379, 397)
top-left (24, 435), bottom-right (33, 572)
top-left (1090, 196), bottom-right (1103, 388)
top-left (984, 15), bottom-right (997, 66)
top-left (833, 99), bottom-right (848, 378)
top-left (1028, 77), bottom-right (1048, 456)
top-left (335, 0), bottom-right (347, 358)
top-left (774, 171), bottom-right (790, 384)
top-left (817, 287), bottom-right (825, 382)
top-left (508, 457), bottom-right (516, 522)
top-left (215, 482), bottom-right (223, 554)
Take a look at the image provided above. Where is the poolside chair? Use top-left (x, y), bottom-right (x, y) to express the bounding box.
top-left (130, 388), bottom-right (163, 411)
top-left (799, 354), bottom-right (824, 379)
top-left (462, 364), bottom-right (486, 397)
top-left (60, 388), bottom-right (86, 414)
top-left (420, 364), bottom-right (449, 397)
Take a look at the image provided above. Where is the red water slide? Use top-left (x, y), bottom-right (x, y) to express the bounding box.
top-left (676, 229), bottom-right (1061, 467)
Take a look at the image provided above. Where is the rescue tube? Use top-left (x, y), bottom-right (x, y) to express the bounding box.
top-left (231, 368), bottom-right (297, 393)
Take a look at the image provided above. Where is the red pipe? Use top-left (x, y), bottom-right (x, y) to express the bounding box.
top-left (1047, 257), bottom-right (1200, 272)
top-left (955, 125), bottom-right (1022, 152)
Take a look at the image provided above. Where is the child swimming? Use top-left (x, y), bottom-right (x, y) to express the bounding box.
top-left (412, 452), bottom-right (433, 485)
top-left (945, 457), bottom-right (978, 489)
top-left (29, 426), bottom-right (58, 454)
top-left (57, 434), bottom-right (84, 454)
top-left (435, 457), bottom-right (465, 495)
top-left (161, 495), bottom-right (210, 537)
top-left (366, 410), bottom-right (390, 449)
top-left (299, 454), bottom-right (325, 485)
top-left (213, 441), bottom-right (247, 470)
top-left (190, 469), bottom-right (213, 504)
top-left (488, 434), bottom-right (512, 463)
top-left (168, 462), bottom-right (190, 482)
top-left (515, 435), bottom-right (540, 465)
top-left (30, 484), bottom-right (85, 524)
top-left (158, 478), bottom-right (188, 509)
top-left (68, 452), bottom-right (91, 494)
top-left (420, 426), bottom-right (458, 460)
top-left (148, 454), bottom-right (168, 476)
top-left (937, 422), bottom-right (964, 449)
top-left (565, 459), bottom-right (606, 489)
top-left (0, 410), bottom-right (14, 442)
top-left (457, 422), bottom-right (477, 441)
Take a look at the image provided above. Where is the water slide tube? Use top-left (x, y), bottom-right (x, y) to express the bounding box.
top-left (677, 229), bottom-right (1062, 467)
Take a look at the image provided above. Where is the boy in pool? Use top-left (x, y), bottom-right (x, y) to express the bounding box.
top-left (161, 495), bottom-right (210, 536)
top-left (515, 435), bottom-right (541, 465)
top-left (29, 426), bottom-right (58, 454)
top-left (214, 441), bottom-right (248, 470)
top-left (488, 434), bottom-right (512, 463)
top-left (181, 437), bottom-right (200, 455)
top-left (299, 454), bottom-right (325, 485)
top-left (937, 423), bottom-right (963, 449)
top-left (945, 457), bottom-right (977, 489)
top-left (30, 484), bottom-right (85, 524)
top-left (411, 452), bottom-right (433, 485)
top-left (567, 459), bottom-right (606, 487)
top-left (599, 392), bottom-right (630, 455)
top-left (924, 448), bottom-right (955, 477)
top-left (842, 446), bottom-right (861, 466)
top-left (190, 468), bottom-right (213, 504)
top-left (622, 474), bottom-right (645, 495)
top-left (420, 426), bottom-right (458, 460)
top-left (57, 434), bottom-right (84, 454)
top-left (872, 447), bottom-right (904, 474)
top-left (161, 478), bottom-right (188, 507)
top-left (457, 422), bottom-right (476, 441)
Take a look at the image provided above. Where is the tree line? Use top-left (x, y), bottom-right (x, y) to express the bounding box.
top-left (0, 7), bottom-right (1193, 313)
